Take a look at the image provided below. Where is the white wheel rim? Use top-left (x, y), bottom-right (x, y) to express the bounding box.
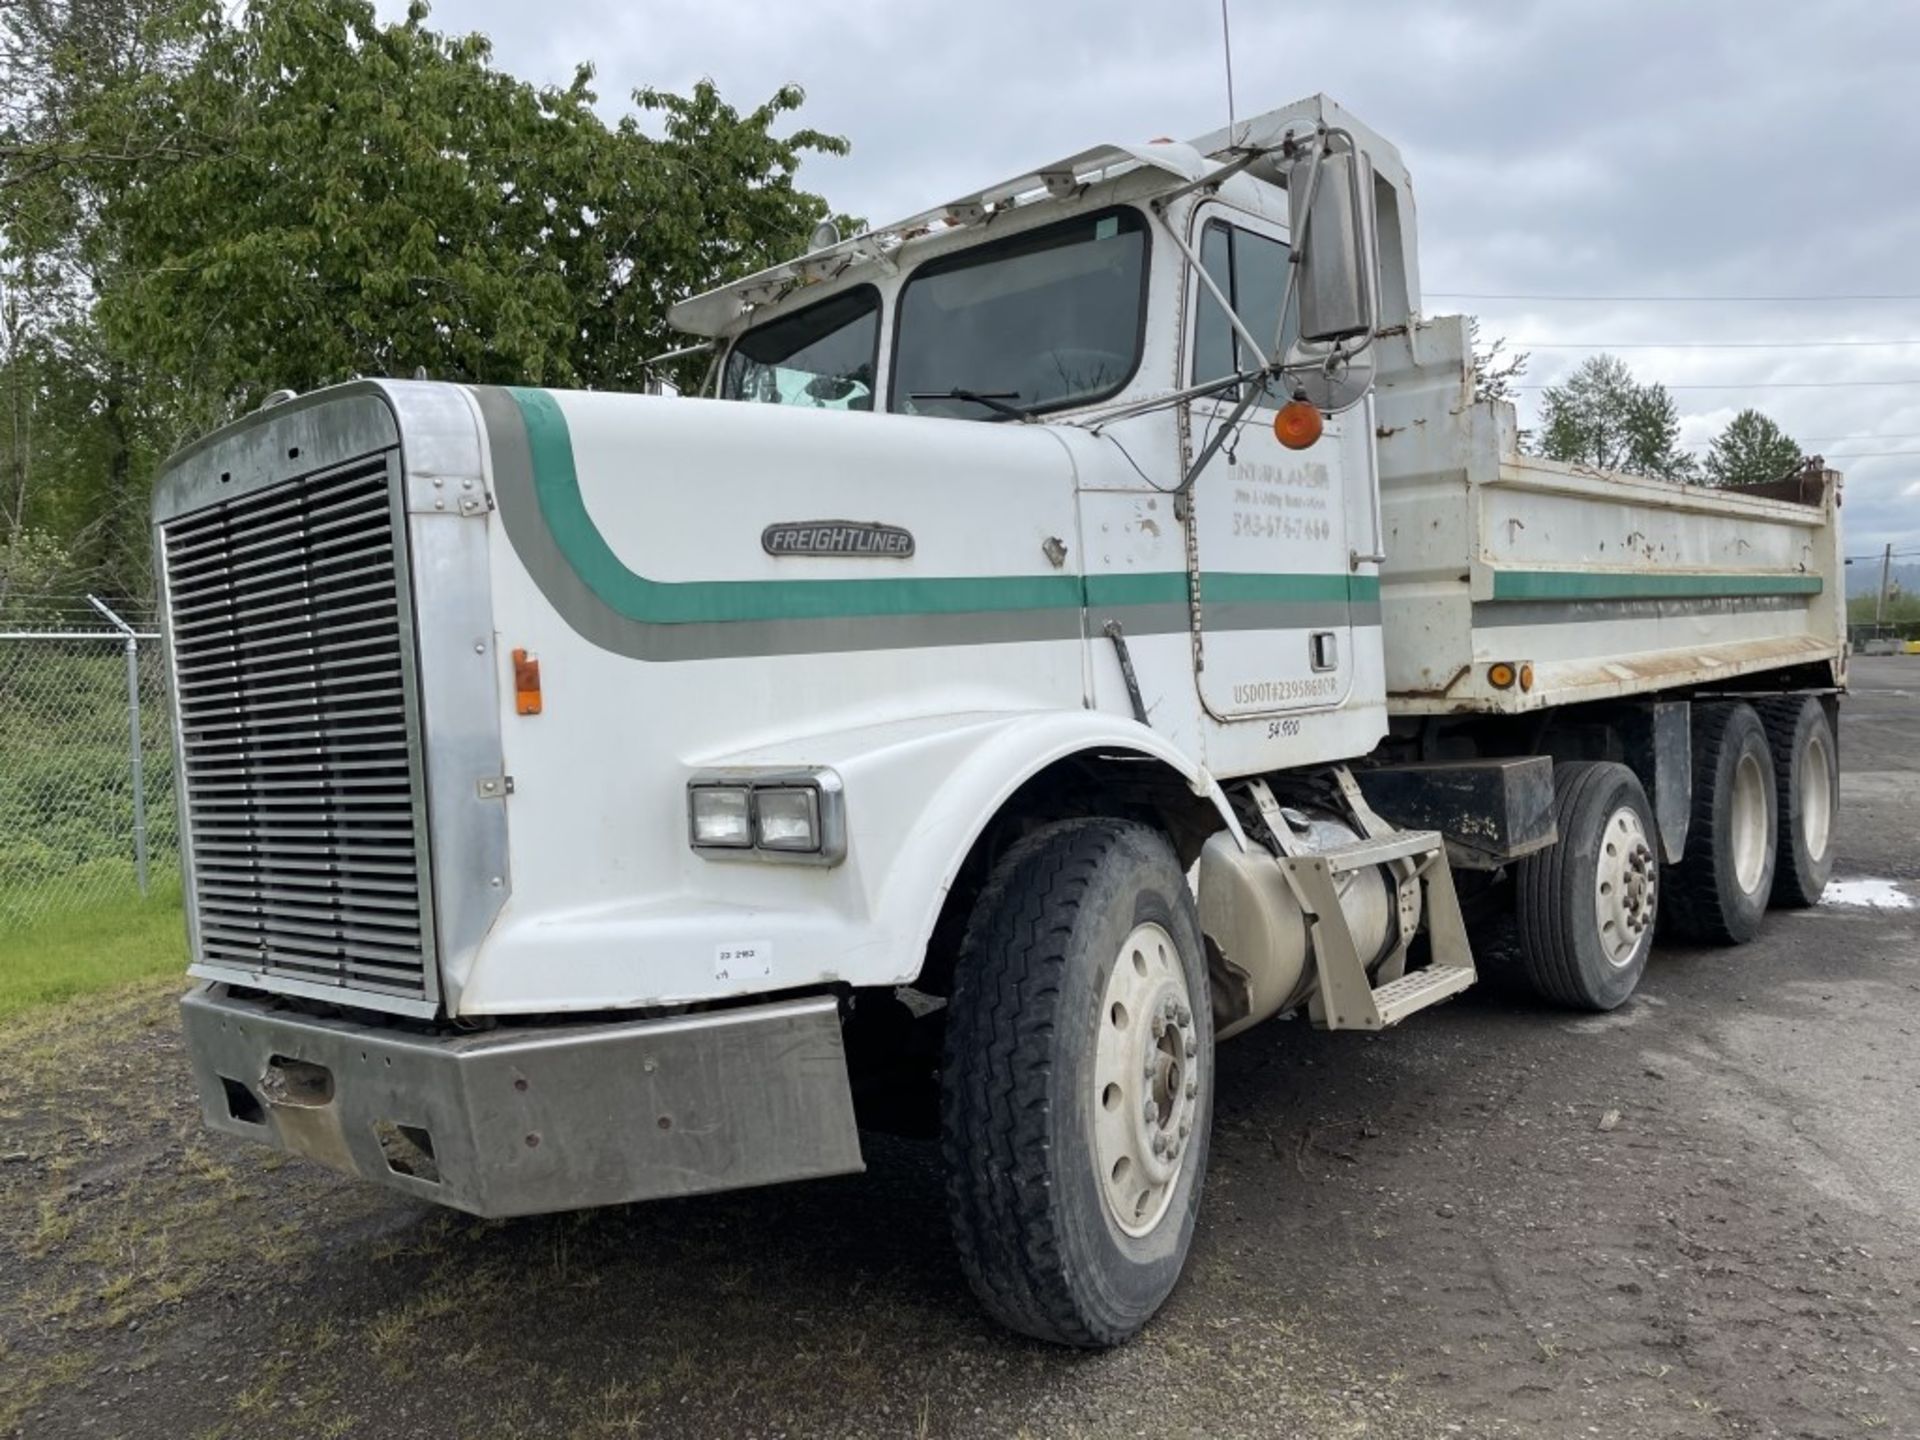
top-left (1730, 750), bottom-right (1770, 894)
top-left (1594, 804), bottom-right (1657, 967)
top-left (1801, 729), bottom-right (1834, 861)
top-left (1092, 922), bottom-right (1200, 1238)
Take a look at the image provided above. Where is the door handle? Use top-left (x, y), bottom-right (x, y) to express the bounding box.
top-left (1310, 631), bottom-right (1339, 673)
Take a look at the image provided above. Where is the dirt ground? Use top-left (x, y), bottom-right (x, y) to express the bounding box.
top-left (4, 657), bottom-right (1917, 1440)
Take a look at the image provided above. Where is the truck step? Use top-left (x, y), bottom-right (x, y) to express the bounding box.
top-left (1254, 777), bottom-right (1479, 1033)
top-left (1314, 830), bottom-right (1446, 872)
top-left (1361, 964), bottom-right (1476, 1028)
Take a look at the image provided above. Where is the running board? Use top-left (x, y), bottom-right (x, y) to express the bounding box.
top-left (1277, 827), bottom-right (1478, 1033)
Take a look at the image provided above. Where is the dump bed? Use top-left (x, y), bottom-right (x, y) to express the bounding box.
top-left (1371, 318), bottom-right (1845, 715)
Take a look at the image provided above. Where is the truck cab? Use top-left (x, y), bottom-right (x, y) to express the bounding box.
top-left (667, 97), bottom-right (1419, 778)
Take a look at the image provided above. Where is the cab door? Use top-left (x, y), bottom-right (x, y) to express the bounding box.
top-left (1185, 204), bottom-right (1363, 721)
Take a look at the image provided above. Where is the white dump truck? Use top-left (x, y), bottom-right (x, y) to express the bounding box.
top-left (155, 94), bottom-right (1844, 1346)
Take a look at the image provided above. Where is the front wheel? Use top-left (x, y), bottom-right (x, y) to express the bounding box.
top-left (939, 818), bottom-right (1213, 1348)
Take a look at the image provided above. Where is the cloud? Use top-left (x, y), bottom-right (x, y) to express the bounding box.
top-left (383, 0), bottom-right (1920, 555)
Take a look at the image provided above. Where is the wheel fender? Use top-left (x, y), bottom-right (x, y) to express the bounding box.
top-left (724, 710), bottom-right (1243, 987)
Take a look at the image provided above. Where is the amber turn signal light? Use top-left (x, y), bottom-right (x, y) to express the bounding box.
top-left (512, 647), bottom-right (543, 715)
top-left (1273, 399), bottom-right (1324, 450)
top-left (1519, 662), bottom-right (1535, 692)
top-left (1488, 661), bottom-right (1517, 689)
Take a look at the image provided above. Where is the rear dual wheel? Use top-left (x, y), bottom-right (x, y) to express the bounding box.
top-left (1758, 695), bottom-right (1839, 909)
top-left (1517, 695), bottom-right (1831, 1005)
top-left (1662, 702), bottom-right (1778, 944)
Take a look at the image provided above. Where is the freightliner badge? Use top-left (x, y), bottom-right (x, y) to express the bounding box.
top-left (762, 521), bottom-right (915, 558)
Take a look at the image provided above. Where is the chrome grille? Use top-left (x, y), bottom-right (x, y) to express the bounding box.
top-left (162, 453), bottom-right (435, 1007)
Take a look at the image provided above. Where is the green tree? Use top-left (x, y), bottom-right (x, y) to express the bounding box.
top-left (1, 0), bottom-right (848, 595)
top-left (3, 0), bottom-right (189, 594)
top-left (1705, 408), bottom-right (1803, 488)
top-left (79, 0), bottom-right (847, 405)
top-left (1538, 353), bottom-right (1696, 482)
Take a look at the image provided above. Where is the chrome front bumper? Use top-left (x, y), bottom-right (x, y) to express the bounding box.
top-left (181, 985), bottom-right (864, 1217)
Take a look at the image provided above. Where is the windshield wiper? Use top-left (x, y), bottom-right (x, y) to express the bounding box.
top-left (908, 388), bottom-right (1034, 422)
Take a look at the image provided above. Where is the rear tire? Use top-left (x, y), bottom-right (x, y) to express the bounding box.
top-left (939, 818), bottom-right (1212, 1348)
top-left (1757, 695), bottom-right (1838, 909)
top-left (1515, 761), bottom-right (1659, 1010)
top-left (1662, 702), bottom-right (1777, 944)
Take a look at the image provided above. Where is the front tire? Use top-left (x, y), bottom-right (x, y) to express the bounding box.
top-left (1758, 695), bottom-right (1838, 908)
top-left (1515, 761), bottom-right (1659, 1010)
top-left (1662, 702), bottom-right (1777, 944)
top-left (939, 818), bottom-right (1213, 1348)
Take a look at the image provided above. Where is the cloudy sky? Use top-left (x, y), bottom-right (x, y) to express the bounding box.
top-left (381, 0), bottom-right (1920, 570)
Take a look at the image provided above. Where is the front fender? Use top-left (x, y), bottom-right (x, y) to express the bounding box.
top-left (458, 710), bottom-right (1241, 1014)
top-left (814, 710), bottom-right (1245, 980)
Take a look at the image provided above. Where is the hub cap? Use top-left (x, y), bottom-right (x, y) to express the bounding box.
top-left (1802, 730), bottom-right (1834, 861)
top-left (1092, 922), bottom-right (1200, 1237)
top-left (1595, 804), bottom-right (1657, 967)
top-left (1730, 749), bottom-right (1769, 894)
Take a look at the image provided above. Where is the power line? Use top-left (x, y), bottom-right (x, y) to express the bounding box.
top-left (1801, 431), bottom-right (1920, 442)
top-left (1825, 450), bottom-right (1920, 460)
top-left (1513, 379), bottom-right (1920, 390)
top-left (1513, 339), bottom-right (1920, 349)
top-left (1433, 291), bottom-right (1920, 303)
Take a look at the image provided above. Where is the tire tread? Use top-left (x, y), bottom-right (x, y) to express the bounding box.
top-left (940, 818), bottom-right (1143, 1348)
top-left (1663, 701), bottom-right (1773, 943)
top-left (1515, 761), bottom-right (1648, 1009)
top-left (1756, 694), bottom-right (1833, 909)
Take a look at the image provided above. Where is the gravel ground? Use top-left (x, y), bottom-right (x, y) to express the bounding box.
top-left (2, 657), bottom-right (1916, 1439)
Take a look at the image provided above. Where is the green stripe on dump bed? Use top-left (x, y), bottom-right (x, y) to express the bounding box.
top-left (1488, 570), bottom-right (1822, 602)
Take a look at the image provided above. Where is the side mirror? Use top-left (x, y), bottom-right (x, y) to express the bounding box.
top-left (1289, 146), bottom-right (1377, 345)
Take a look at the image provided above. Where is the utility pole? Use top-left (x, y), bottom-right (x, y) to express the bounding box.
top-left (1877, 542), bottom-right (1894, 627)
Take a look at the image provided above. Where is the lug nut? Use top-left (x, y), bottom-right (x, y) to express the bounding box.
top-left (1176, 1004), bottom-right (1191, 1026)
top-left (1185, 1077), bottom-right (1198, 1099)
top-left (1143, 1098), bottom-right (1157, 1122)
top-left (1184, 1036), bottom-right (1198, 1059)
top-left (1179, 1118), bottom-right (1192, 1138)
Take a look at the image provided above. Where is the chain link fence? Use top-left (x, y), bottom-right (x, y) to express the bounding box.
top-left (1850, 621), bottom-right (1920, 655)
top-left (0, 599), bottom-right (180, 928)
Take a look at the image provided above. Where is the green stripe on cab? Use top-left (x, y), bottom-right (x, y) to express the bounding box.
top-left (484, 384), bottom-right (1382, 659)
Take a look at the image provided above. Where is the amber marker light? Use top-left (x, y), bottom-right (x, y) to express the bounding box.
top-left (1273, 398), bottom-right (1324, 450)
top-left (1519, 662), bottom-right (1536, 692)
top-left (1488, 661), bottom-right (1517, 689)
top-left (512, 648), bottom-right (543, 715)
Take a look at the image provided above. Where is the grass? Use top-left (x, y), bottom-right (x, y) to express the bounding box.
top-left (0, 886), bottom-right (187, 1020)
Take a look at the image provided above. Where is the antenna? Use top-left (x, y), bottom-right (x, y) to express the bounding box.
top-left (1220, 0), bottom-right (1237, 137)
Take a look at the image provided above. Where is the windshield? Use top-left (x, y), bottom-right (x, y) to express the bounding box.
top-left (722, 285), bottom-right (880, 410)
top-left (891, 208), bottom-right (1148, 421)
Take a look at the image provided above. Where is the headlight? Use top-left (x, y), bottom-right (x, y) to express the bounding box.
top-left (688, 786), bottom-right (753, 847)
top-left (687, 769), bottom-right (845, 865)
top-left (754, 787), bottom-right (820, 852)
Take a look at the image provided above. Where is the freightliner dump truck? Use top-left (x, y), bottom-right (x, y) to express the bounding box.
top-left (155, 95), bottom-right (1845, 1346)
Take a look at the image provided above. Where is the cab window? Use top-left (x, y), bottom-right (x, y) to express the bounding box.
top-left (722, 285), bottom-right (880, 411)
top-left (1193, 219), bottom-right (1298, 407)
top-left (890, 208), bottom-right (1149, 421)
